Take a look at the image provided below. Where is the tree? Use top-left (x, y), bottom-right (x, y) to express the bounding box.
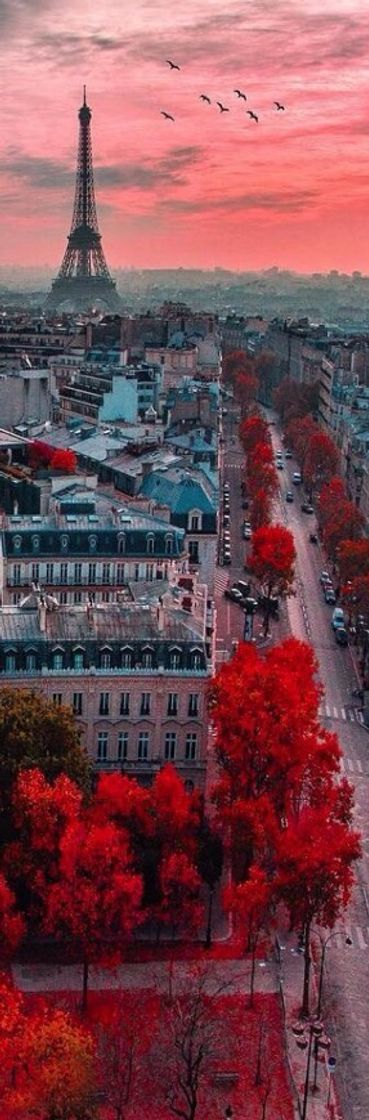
top-left (317, 476), bottom-right (347, 533)
top-left (196, 819), bottom-right (223, 948)
top-left (276, 798), bottom-right (360, 1016)
top-left (248, 524), bottom-right (296, 634)
top-left (254, 350), bottom-right (280, 405)
top-left (303, 431), bottom-right (339, 497)
top-left (94, 990), bottom-right (158, 1120)
top-left (274, 378), bottom-right (320, 424)
top-left (338, 539), bottom-right (369, 584)
top-left (0, 689), bottom-right (91, 841)
top-left (323, 500), bottom-right (364, 560)
top-left (285, 414), bottom-right (316, 472)
top-left (239, 414), bottom-right (269, 456)
top-left (50, 448), bottom-right (77, 474)
top-left (44, 816), bottom-right (143, 1011)
top-left (0, 873), bottom-right (24, 960)
top-left (159, 852), bottom-right (203, 940)
top-left (224, 867), bottom-right (274, 1006)
top-left (249, 487), bottom-right (273, 530)
top-left (27, 439), bottom-right (54, 470)
top-left (223, 349), bottom-right (254, 384)
top-left (235, 371), bottom-right (259, 415)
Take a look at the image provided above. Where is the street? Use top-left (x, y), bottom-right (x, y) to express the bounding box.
top-left (215, 406), bottom-right (369, 1120)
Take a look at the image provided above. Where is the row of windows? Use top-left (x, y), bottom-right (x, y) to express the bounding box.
top-left (95, 729), bottom-right (198, 763)
top-left (68, 690), bottom-right (200, 719)
top-left (2, 647), bottom-right (204, 673)
top-left (11, 533), bottom-right (176, 556)
top-left (11, 561), bottom-right (170, 585)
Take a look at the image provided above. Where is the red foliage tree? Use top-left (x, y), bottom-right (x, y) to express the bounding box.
top-left (0, 873), bottom-right (24, 960)
top-left (235, 371), bottom-right (259, 415)
top-left (317, 476), bottom-right (346, 532)
top-left (44, 816), bottom-right (143, 1011)
top-left (276, 800), bottom-right (360, 1015)
top-left (338, 539), bottom-right (369, 584)
top-left (323, 500), bottom-right (364, 559)
top-left (274, 378), bottom-right (320, 425)
top-left (224, 866), bottom-right (274, 1005)
top-left (223, 349), bottom-right (254, 384)
top-left (248, 524), bottom-right (296, 633)
top-left (285, 414), bottom-right (316, 472)
top-left (50, 448), bottom-right (77, 474)
top-left (303, 430), bottom-right (339, 496)
top-left (159, 851), bottom-right (203, 939)
top-left (249, 487), bottom-right (273, 530)
top-left (27, 439), bottom-right (54, 470)
top-left (239, 414), bottom-right (269, 456)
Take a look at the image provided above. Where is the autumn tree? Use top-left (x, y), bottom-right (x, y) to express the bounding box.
top-left (254, 350), bottom-right (280, 405)
top-left (159, 851), bottom-right (203, 939)
top-left (303, 430), bottom-right (339, 497)
top-left (0, 689), bottom-right (91, 842)
top-left (0, 873), bottom-right (24, 960)
top-left (276, 795), bottom-right (360, 1016)
top-left (27, 439), bottom-right (53, 470)
top-left (285, 414), bottom-right (316, 472)
top-left (338, 539), bottom-right (369, 584)
top-left (274, 378), bottom-right (320, 425)
top-left (50, 447), bottom-right (77, 474)
top-left (317, 476), bottom-right (346, 533)
top-left (235, 370), bottom-right (259, 415)
top-left (239, 413), bottom-right (269, 456)
top-left (223, 349), bottom-right (254, 384)
top-left (323, 500), bottom-right (364, 560)
top-left (248, 524), bottom-right (296, 634)
top-left (224, 866), bottom-right (274, 1006)
top-left (94, 990), bottom-right (159, 1120)
top-left (44, 815), bottom-right (143, 1011)
top-left (196, 818), bottom-right (223, 948)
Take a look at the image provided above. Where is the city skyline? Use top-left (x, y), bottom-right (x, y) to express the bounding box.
top-left (0, 0), bottom-right (368, 273)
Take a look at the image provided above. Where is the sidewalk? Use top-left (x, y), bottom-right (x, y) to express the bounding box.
top-left (277, 931), bottom-right (342, 1120)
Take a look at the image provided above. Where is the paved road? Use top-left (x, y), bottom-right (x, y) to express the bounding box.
top-left (267, 417), bottom-right (369, 1120)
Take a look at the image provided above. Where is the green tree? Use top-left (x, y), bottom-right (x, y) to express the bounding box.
top-left (0, 689), bottom-right (91, 838)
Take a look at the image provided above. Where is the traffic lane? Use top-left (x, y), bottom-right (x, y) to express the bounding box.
top-left (323, 877), bottom-right (369, 1120)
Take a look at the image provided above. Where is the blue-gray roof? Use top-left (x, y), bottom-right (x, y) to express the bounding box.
top-left (139, 469), bottom-right (216, 514)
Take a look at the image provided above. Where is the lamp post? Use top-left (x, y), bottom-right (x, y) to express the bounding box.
top-left (292, 1019), bottom-right (323, 1120)
top-left (314, 929), bottom-right (352, 1019)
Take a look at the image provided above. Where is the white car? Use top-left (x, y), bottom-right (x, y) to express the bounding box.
top-left (243, 523), bottom-right (252, 540)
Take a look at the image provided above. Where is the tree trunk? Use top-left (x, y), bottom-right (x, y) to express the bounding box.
top-left (250, 942), bottom-right (256, 1008)
top-left (205, 886), bottom-right (214, 949)
top-left (82, 957), bottom-right (89, 1015)
top-left (301, 921), bottom-right (311, 1018)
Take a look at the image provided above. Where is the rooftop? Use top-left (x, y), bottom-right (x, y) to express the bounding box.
top-left (0, 601), bottom-right (205, 646)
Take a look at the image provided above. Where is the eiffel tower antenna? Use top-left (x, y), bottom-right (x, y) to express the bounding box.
top-left (45, 90), bottom-right (122, 312)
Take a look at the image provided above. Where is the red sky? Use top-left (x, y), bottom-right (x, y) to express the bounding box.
top-left (0, 0), bottom-right (368, 273)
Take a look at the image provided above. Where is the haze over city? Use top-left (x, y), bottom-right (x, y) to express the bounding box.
top-left (1, 0), bottom-right (368, 273)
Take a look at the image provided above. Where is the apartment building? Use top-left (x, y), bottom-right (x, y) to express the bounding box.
top-left (0, 590), bottom-right (212, 789)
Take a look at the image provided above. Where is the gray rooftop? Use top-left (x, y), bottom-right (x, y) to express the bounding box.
top-left (0, 603), bottom-right (204, 645)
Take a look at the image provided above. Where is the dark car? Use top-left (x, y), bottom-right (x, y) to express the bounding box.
top-left (325, 588), bottom-right (336, 605)
top-left (301, 502), bottom-right (314, 514)
top-left (242, 499), bottom-right (249, 510)
top-left (335, 627), bottom-right (349, 647)
top-left (224, 586), bottom-right (243, 604)
top-left (285, 491), bottom-right (294, 503)
top-left (309, 532), bottom-right (318, 544)
top-left (285, 450), bottom-right (293, 459)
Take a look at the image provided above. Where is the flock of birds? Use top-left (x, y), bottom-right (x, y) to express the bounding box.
top-left (160, 59), bottom-right (285, 123)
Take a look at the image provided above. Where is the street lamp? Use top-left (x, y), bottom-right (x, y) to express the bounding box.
top-left (313, 929), bottom-right (352, 1019)
top-left (292, 1019), bottom-right (323, 1120)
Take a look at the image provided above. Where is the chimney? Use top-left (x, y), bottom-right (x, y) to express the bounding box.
top-left (38, 594), bottom-right (47, 633)
top-left (157, 596), bottom-right (165, 632)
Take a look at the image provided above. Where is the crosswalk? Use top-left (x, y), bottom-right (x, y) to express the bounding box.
top-left (340, 756), bottom-right (368, 775)
top-left (214, 569), bottom-right (230, 597)
top-left (319, 702), bottom-right (365, 727)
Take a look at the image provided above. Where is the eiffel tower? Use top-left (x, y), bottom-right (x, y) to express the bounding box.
top-left (45, 89), bottom-right (122, 312)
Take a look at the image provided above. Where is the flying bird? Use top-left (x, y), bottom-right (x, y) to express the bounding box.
top-left (217, 102), bottom-right (229, 113)
top-left (161, 111), bottom-right (175, 121)
top-left (166, 59), bottom-right (180, 70)
top-left (247, 110), bottom-right (258, 122)
top-left (234, 89), bottom-right (247, 100)
top-left (200, 94), bottom-right (211, 104)
top-left (274, 101), bottom-right (285, 110)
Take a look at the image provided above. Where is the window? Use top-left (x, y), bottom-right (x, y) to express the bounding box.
top-left (188, 693), bottom-right (199, 717)
top-left (121, 648), bottom-right (132, 669)
top-left (167, 692), bottom-right (178, 716)
top-left (12, 564), bottom-right (21, 586)
top-left (5, 652), bottom-right (16, 672)
top-left (73, 649), bottom-right (84, 670)
top-left (120, 692), bottom-right (130, 716)
top-left (97, 731), bottom-right (108, 761)
top-left (134, 564), bottom-right (139, 582)
top-left (99, 692), bottom-right (110, 716)
top-left (190, 650), bottom-right (202, 670)
top-left (32, 535), bottom-right (40, 552)
top-left (31, 563), bottom-right (39, 583)
top-left (165, 535), bottom-right (173, 556)
top-left (60, 535), bottom-right (69, 552)
top-left (74, 563), bottom-right (82, 582)
top-left (89, 535), bottom-right (97, 552)
top-left (165, 731), bottom-right (177, 761)
top-left (169, 648), bottom-right (182, 671)
top-left (189, 514), bottom-right (200, 531)
top-left (118, 731), bottom-right (128, 761)
top-left (60, 563), bottom-right (68, 584)
top-left (12, 592), bottom-right (21, 605)
top-left (88, 562), bottom-right (96, 583)
top-left (59, 591), bottom-right (68, 604)
top-left (146, 535), bottom-right (155, 555)
top-left (74, 591), bottom-right (82, 604)
top-left (117, 534), bottom-right (125, 555)
top-left (138, 731), bottom-right (149, 760)
top-left (46, 563), bottom-right (54, 583)
top-left (185, 733), bottom-right (197, 761)
top-left (116, 563), bottom-right (125, 585)
top-left (73, 692), bottom-right (83, 716)
top-left (140, 692), bottom-right (151, 716)
top-left (102, 563), bottom-right (111, 584)
top-left (12, 535), bottom-right (21, 552)
top-left (188, 541), bottom-right (199, 564)
top-left (146, 564), bottom-right (154, 581)
top-left (26, 651), bottom-right (36, 671)
top-left (141, 648), bottom-right (153, 669)
top-left (52, 650), bottom-right (64, 670)
top-left (100, 650), bottom-right (111, 669)
top-left (53, 693), bottom-right (62, 706)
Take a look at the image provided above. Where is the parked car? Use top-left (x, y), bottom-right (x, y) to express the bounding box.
top-left (243, 522), bottom-right (252, 540)
top-left (331, 607), bottom-right (345, 630)
top-left (242, 499), bottom-right (249, 510)
top-left (325, 588), bottom-right (336, 605)
top-left (301, 502), bottom-right (314, 514)
top-left (309, 532), bottom-right (318, 544)
top-left (276, 461), bottom-right (284, 470)
top-left (320, 570), bottom-right (331, 585)
top-left (223, 551), bottom-right (231, 566)
top-left (335, 626), bottom-right (349, 647)
top-left (223, 514), bottom-right (230, 527)
top-left (285, 449), bottom-right (292, 459)
top-left (236, 580), bottom-right (251, 598)
top-left (292, 471), bottom-right (302, 484)
top-left (224, 586), bottom-right (243, 603)
top-left (285, 491), bottom-right (294, 503)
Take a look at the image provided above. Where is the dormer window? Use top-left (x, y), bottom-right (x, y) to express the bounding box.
top-left (60, 534), bottom-right (69, 553)
top-left (190, 648), bottom-right (202, 671)
top-left (52, 648), bottom-right (64, 671)
top-left (5, 650), bottom-right (16, 672)
top-left (146, 534), bottom-right (155, 555)
top-left (73, 648), bottom-right (85, 671)
top-left (141, 646), bottom-right (154, 669)
top-left (121, 646), bottom-right (133, 669)
top-left (189, 509), bottom-right (202, 532)
top-left (25, 649), bottom-right (37, 671)
top-left (89, 535), bottom-right (97, 552)
top-left (32, 535), bottom-right (40, 552)
top-left (117, 534), bottom-right (126, 555)
top-left (165, 534), bottom-right (174, 556)
top-left (12, 535), bottom-right (22, 552)
top-left (169, 647), bottom-right (182, 671)
top-left (100, 648), bottom-right (111, 670)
